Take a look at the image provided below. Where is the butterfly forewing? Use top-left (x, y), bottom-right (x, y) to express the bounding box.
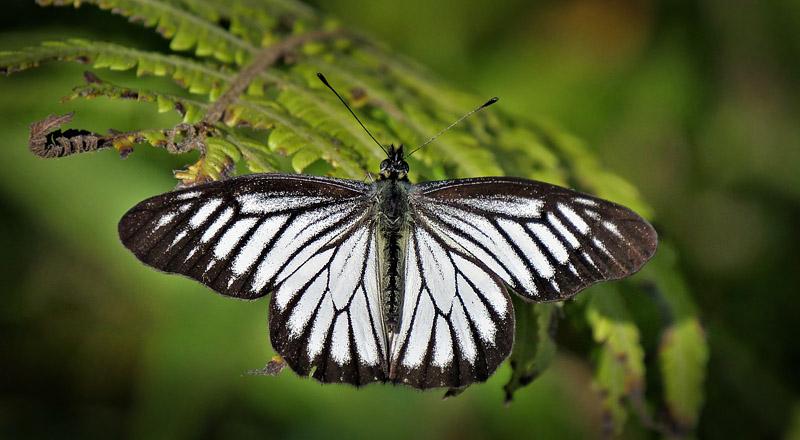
top-left (412, 177), bottom-right (658, 302)
top-left (118, 174), bottom-right (374, 300)
top-left (388, 225), bottom-right (514, 389)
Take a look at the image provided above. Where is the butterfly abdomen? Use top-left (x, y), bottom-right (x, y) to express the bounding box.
top-left (381, 227), bottom-right (405, 333)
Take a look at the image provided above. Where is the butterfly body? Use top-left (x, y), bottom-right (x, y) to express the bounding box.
top-left (373, 144), bottom-right (412, 336)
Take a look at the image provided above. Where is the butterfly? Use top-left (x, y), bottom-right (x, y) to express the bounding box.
top-left (118, 75), bottom-right (658, 389)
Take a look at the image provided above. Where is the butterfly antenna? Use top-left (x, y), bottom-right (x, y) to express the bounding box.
top-left (404, 97), bottom-right (498, 159)
top-left (317, 73), bottom-right (387, 155)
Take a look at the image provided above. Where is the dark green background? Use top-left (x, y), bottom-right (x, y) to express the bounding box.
top-left (1, 0), bottom-right (799, 438)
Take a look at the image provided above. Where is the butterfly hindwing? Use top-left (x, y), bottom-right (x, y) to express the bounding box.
top-left (118, 174), bottom-right (373, 300)
top-left (268, 224), bottom-right (390, 386)
top-left (413, 177), bottom-right (658, 302)
top-left (388, 225), bottom-right (514, 389)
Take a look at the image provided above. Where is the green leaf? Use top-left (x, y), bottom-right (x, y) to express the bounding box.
top-left (291, 145), bottom-right (325, 173)
top-left (224, 134), bottom-right (280, 173)
top-left (268, 124), bottom-right (310, 163)
top-left (503, 299), bottom-right (560, 404)
top-left (205, 136), bottom-right (242, 163)
top-left (586, 285), bottom-right (646, 435)
top-left (659, 317), bottom-right (707, 433)
top-left (174, 136), bottom-right (239, 185)
top-left (639, 243), bottom-right (709, 433)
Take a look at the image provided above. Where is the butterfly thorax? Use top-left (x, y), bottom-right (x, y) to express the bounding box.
top-left (374, 144), bottom-right (412, 336)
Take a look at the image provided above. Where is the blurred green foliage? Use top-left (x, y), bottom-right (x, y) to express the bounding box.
top-left (0, 0), bottom-right (797, 439)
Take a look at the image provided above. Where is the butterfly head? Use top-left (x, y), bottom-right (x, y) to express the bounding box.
top-left (379, 144), bottom-right (410, 181)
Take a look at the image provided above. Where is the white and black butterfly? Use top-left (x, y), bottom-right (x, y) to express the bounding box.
top-left (118, 76), bottom-right (657, 389)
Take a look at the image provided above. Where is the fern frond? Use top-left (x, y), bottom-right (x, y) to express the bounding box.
top-left (57, 70), bottom-right (367, 178)
top-left (61, 72), bottom-right (210, 123)
top-left (234, 95), bottom-right (367, 178)
top-left (38, 0), bottom-right (258, 64)
top-left (179, 0), bottom-right (324, 45)
top-left (0, 39), bottom-right (245, 100)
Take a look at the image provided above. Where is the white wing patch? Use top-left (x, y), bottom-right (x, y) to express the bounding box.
top-left (201, 207), bottom-right (235, 244)
top-left (401, 293), bottom-right (435, 369)
top-left (497, 218), bottom-right (554, 279)
top-left (527, 222), bottom-right (569, 264)
top-left (307, 294), bottom-right (335, 359)
top-left (275, 248), bottom-right (334, 311)
top-left (330, 314), bottom-right (351, 364)
top-left (175, 190), bottom-right (201, 201)
top-left (557, 203), bottom-right (589, 235)
top-left (450, 300), bottom-right (477, 361)
top-left (169, 229), bottom-right (187, 249)
top-left (329, 228), bottom-right (370, 310)
top-left (454, 274), bottom-right (495, 343)
top-left (350, 286), bottom-right (380, 366)
top-left (574, 197), bottom-right (598, 207)
top-left (155, 212), bottom-right (178, 230)
top-left (424, 210), bottom-right (513, 282)
top-left (456, 195), bottom-right (543, 217)
top-left (603, 221), bottom-right (623, 238)
top-left (547, 212), bottom-right (579, 249)
top-left (451, 255), bottom-right (507, 315)
top-left (214, 218), bottom-right (258, 260)
top-left (190, 198), bottom-right (223, 228)
top-left (237, 194), bottom-right (330, 214)
top-left (287, 273), bottom-right (327, 337)
top-left (432, 316), bottom-right (454, 368)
